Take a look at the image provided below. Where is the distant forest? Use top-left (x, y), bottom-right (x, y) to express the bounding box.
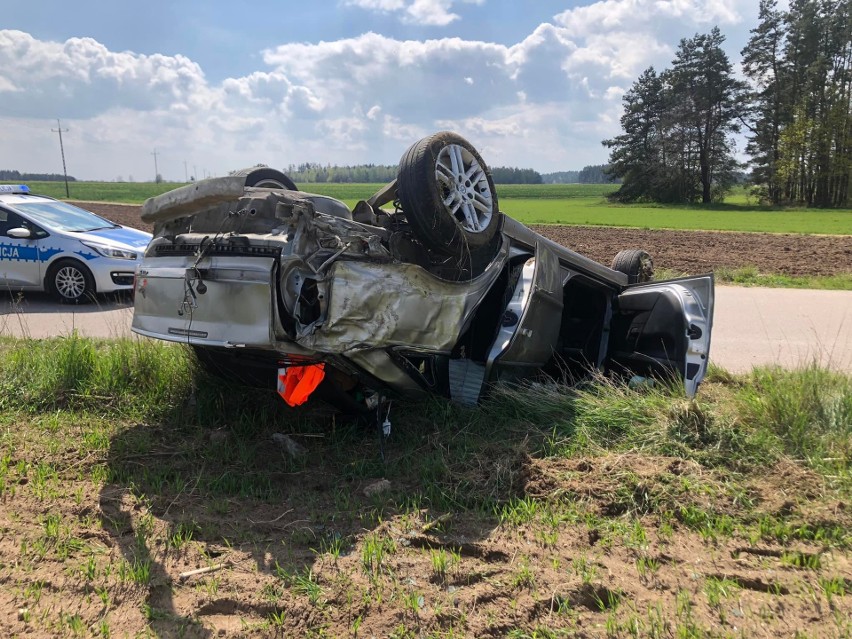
top-left (284, 163), bottom-right (617, 184)
top-left (0, 170), bottom-right (76, 182)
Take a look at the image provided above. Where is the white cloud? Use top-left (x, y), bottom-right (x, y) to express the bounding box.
top-left (404, 0), bottom-right (460, 26)
top-left (344, 0), bottom-right (483, 26)
top-left (0, 75), bottom-right (19, 92)
top-left (0, 30), bottom-right (209, 119)
top-left (344, 0), bottom-right (406, 10)
top-left (0, 1), bottom-right (758, 179)
top-left (555, 0), bottom-right (741, 35)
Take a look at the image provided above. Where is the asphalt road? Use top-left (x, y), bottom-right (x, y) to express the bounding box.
top-left (2, 287), bottom-right (851, 374)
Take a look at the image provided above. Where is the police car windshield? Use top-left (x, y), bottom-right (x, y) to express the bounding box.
top-left (11, 200), bottom-right (118, 232)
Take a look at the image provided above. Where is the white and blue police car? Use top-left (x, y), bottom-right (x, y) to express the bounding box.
top-left (0, 185), bottom-right (152, 303)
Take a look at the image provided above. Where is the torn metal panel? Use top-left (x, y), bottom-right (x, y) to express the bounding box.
top-left (346, 349), bottom-right (427, 396)
top-left (491, 242), bottom-right (563, 368)
top-left (141, 176), bottom-right (246, 224)
top-left (297, 241), bottom-right (508, 354)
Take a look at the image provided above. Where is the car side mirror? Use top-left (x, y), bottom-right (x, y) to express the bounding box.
top-left (6, 227), bottom-right (32, 239)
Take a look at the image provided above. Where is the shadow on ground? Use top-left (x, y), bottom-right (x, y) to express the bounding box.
top-left (97, 385), bottom-right (516, 636)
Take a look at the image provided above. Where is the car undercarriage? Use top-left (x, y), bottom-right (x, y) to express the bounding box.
top-left (132, 132), bottom-right (714, 414)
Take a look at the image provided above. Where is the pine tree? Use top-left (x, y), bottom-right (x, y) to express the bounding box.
top-left (780, 0), bottom-right (851, 206)
top-left (742, 0), bottom-right (788, 204)
top-left (667, 28), bottom-right (746, 203)
top-left (603, 67), bottom-right (667, 201)
top-left (605, 30), bottom-right (745, 203)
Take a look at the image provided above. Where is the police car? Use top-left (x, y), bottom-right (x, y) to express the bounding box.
top-left (0, 185), bottom-right (152, 303)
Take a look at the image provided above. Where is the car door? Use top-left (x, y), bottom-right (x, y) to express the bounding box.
top-left (485, 242), bottom-right (565, 381)
top-left (0, 209), bottom-right (42, 288)
top-left (605, 275), bottom-right (714, 397)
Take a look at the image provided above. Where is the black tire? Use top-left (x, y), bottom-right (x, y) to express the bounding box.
top-left (611, 249), bottom-right (654, 284)
top-left (46, 259), bottom-right (95, 304)
top-left (231, 166), bottom-right (298, 191)
top-left (397, 131), bottom-right (500, 256)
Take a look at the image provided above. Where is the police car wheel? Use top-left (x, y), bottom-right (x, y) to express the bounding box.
top-left (47, 259), bottom-right (95, 304)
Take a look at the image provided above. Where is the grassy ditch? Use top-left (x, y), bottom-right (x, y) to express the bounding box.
top-left (656, 267), bottom-right (852, 291)
top-left (0, 336), bottom-right (849, 637)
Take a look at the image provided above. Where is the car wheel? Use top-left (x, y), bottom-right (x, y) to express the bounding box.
top-left (47, 259), bottom-right (95, 304)
top-left (231, 166), bottom-right (298, 191)
top-left (612, 249), bottom-right (654, 284)
top-left (397, 131), bottom-right (500, 256)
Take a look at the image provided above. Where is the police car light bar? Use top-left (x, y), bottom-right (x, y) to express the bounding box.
top-left (0, 185), bottom-right (30, 194)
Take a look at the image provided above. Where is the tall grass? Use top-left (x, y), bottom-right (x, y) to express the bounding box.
top-left (1, 335), bottom-right (848, 496)
top-left (486, 375), bottom-right (774, 471)
top-left (0, 335), bottom-right (192, 417)
top-left (488, 366), bottom-right (850, 486)
top-left (738, 365), bottom-right (852, 469)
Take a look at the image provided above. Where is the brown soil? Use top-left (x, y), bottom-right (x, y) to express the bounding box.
top-left (82, 202), bottom-right (852, 278)
top-left (2, 426), bottom-right (849, 639)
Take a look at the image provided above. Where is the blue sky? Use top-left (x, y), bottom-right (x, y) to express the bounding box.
top-left (1, 0), bottom-right (759, 180)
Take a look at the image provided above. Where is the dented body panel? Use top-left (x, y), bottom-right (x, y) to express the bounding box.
top-left (133, 169), bottom-right (715, 410)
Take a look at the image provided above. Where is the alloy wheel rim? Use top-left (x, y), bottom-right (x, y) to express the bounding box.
top-left (56, 267), bottom-right (86, 299)
top-left (435, 144), bottom-right (493, 233)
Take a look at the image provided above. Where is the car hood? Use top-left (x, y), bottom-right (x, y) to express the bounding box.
top-left (73, 226), bottom-right (152, 251)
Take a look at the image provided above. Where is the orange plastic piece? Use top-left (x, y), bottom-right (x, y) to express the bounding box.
top-left (277, 364), bottom-right (326, 407)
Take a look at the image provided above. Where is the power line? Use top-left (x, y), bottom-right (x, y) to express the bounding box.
top-left (151, 149), bottom-right (160, 183)
top-left (51, 119), bottom-right (70, 198)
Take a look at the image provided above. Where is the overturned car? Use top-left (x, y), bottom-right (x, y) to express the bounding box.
top-left (132, 132), bottom-right (713, 413)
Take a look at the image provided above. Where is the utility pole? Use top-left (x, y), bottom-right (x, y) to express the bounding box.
top-left (184, 160), bottom-right (188, 182)
top-left (151, 149), bottom-right (160, 183)
top-left (51, 119), bottom-right (70, 198)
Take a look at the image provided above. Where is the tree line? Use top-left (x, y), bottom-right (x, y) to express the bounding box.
top-left (0, 170), bottom-right (77, 182)
top-left (284, 163), bottom-right (547, 184)
top-left (282, 163), bottom-right (623, 185)
top-left (604, 0), bottom-right (850, 207)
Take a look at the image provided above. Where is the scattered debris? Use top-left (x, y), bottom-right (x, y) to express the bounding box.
top-left (271, 433), bottom-right (307, 458)
top-left (178, 563), bottom-right (230, 582)
top-left (363, 478), bottom-right (392, 497)
top-left (421, 513), bottom-right (453, 533)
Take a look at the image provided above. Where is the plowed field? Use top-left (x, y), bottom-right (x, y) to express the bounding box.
top-left (83, 202), bottom-right (852, 277)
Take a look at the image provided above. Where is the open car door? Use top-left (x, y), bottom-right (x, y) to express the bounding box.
top-left (605, 275), bottom-right (714, 397)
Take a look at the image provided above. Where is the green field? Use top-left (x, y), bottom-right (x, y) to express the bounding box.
top-left (11, 181), bottom-right (616, 203)
top-left (7, 181), bottom-right (852, 235)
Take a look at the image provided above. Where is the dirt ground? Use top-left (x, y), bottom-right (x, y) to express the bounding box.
top-left (82, 202), bottom-right (852, 278)
top-left (1, 417), bottom-right (850, 639)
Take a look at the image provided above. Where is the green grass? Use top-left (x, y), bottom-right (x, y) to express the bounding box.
top-left (0, 335), bottom-right (191, 416)
top-left (708, 267), bottom-right (852, 290)
top-left (14, 181), bottom-right (185, 204)
top-left (505, 199), bottom-right (852, 234)
top-left (653, 266), bottom-right (852, 291)
top-left (1, 334), bottom-right (848, 505)
top-left (1, 335), bottom-right (850, 636)
top-left (11, 180), bottom-right (851, 235)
